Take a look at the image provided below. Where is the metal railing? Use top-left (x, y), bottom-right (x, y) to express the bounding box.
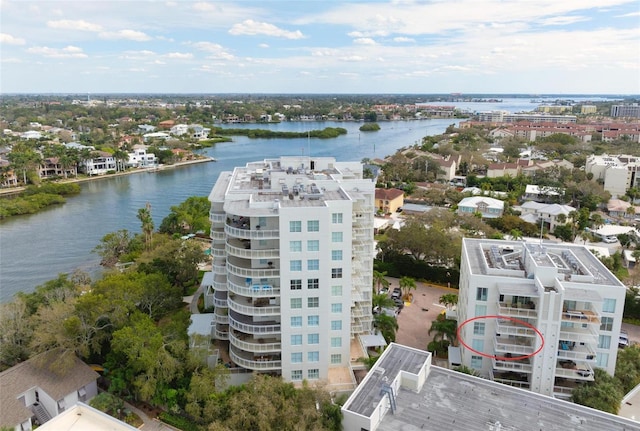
top-left (228, 279), bottom-right (280, 297)
top-left (492, 358), bottom-right (532, 372)
top-left (229, 332), bottom-right (281, 352)
top-left (228, 297), bottom-right (280, 316)
top-left (230, 349), bottom-right (281, 371)
top-left (496, 302), bottom-right (538, 319)
top-left (227, 261), bottom-right (279, 279)
top-left (225, 224), bottom-right (280, 240)
top-left (229, 315), bottom-right (281, 334)
top-left (226, 242), bottom-right (280, 260)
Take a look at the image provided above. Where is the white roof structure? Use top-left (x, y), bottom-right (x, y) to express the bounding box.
top-left (38, 403), bottom-right (138, 431)
top-left (458, 196), bottom-right (504, 210)
top-left (525, 184), bottom-right (562, 196)
top-left (592, 225), bottom-right (639, 237)
top-left (188, 314), bottom-right (215, 337)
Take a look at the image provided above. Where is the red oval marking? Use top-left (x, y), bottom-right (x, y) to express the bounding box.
top-left (456, 315), bottom-right (545, 361)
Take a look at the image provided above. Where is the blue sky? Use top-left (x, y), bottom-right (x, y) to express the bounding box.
top-left (1, 0), bottom-right (639, 94)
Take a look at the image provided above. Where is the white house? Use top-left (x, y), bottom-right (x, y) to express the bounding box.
top-left (20, 131), bottom-right (42, 140)
top-left (170, 124), bottom-right (189, 136)
top-left (142, 132), bottom-right (170, 142)
top-left (127, 146), bottom-right (157, 168)
top-left (137, 124), bottom-right (156, 133)
top-left (80, 151), bottom-right (116, 175)
top-left (517, 201), bottom-right (575, 231)
top-left (457, 196), bottom-right (505, 218)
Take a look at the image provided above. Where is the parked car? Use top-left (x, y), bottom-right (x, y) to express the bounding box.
top-left (391, 288), bottom-right (402, 299)
top-left (619, 331), bottom-right (630, 348)
top-left (393, 297), bottom-right (405, 308)
top-left (603, 236), bottom-right (618, 244)
top-left (378, 287), bottom-right (389, 295)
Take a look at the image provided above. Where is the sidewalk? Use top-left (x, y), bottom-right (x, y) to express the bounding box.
top-left (122, 401), bottom-right (180, 431)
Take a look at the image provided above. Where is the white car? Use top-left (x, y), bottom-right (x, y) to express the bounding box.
top-left (603, 236), bottom-right (618, 244)
top-left (619, 331), bottom-right (630, 348)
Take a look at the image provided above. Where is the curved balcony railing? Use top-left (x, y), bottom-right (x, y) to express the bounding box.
top-left (214, 297), bottom-right (228, 308)
top-left (209, 212), bottom-right (226, 223)
top-left (225, 224), bottom-right (280, 240)
top-left (228, 278), bottom-right (280, 297)
top-left (496, 322), bottom-right (537, 337)
top-left (210, 230), bottom-right (225, 241)
top-left (229, 332), bottom-right (281, 353)
top-left (214, 328), bottom-right (229, 340)
top-left (212, 278), bottom-right (227, 292)
top-left (214, 314), bottom-right (229, 325)
top-left (211, 247), bottom-right (226, 257)
top-left (228, 297), bottom-right (280, 316)
top-left (213, 263), bottom-right (227, 274)
top-left (226, 241), bottom-right (280, 260)
top-left (230, 348), bottom-right (281, 371)
top-left (227, 261), bottom-right (279, 279)
top-left (229, 315), bottom-right (280, 335)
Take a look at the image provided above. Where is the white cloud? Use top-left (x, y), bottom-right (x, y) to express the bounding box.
top-left (0, 33), bottom-right (25, 45)
top-left (393, 36), bottom-right (415, 43)
top-left (353, 37), bottom-right (376, 45)
top-left (164, 52), bottom-right (193, 59)
top-left (27, 45), bottom-right (88, 58)
top-left (339, 55), bottom-right (366, 62)
top-left (259, 43), bottom-right (269, 48)
top-left (1, 57), bottom-right (22, 63)
top-left (191, 41), bottom-right (235, 60)
top-left (616, 11), bottom-right (640, 17)
top-left (229, 19), bottom-right (304, 39)
top-left (47, 19), bottom-right (103, 32)
top-left (541, 15), bottom-right (589, 26)
top-left (99, 29), bottom-right (151, 41)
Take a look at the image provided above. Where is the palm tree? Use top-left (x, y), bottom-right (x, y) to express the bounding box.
top-left (373, 270), bottom-right (390, 293)
top-left (591, 213), bottom-right (604, 232)
top-left (137, 202), bottom-right (154, 250)
top-left (113, 149), bottom-right (129, 173)
top-left (438, 294), bottom-right (458, 310)
top-left (373, 293), bottom-right (395, 311)
top-left (428, 315), bottom-right (457, 345)
top-left (399, 276), bottom-right (416, 301)
top-left (374, 313), bottom-right (399, 343)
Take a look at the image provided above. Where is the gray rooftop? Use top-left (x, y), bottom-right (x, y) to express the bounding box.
top-left (377, 366), bottom-right (640, 431)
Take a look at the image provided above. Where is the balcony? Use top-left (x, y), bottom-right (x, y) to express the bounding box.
top-left (225, 222), bottom-right (279, 240)
top-left (227, 296), bottom-right (280, 316)
top-left (228, 276), bottom-right (280, 297)
top-left (214, 313), bottom-right (229, 325)
top-left (557, 341), bottom-right (596, 362)
top-left (497, 302), bottom-right (538, 319)
top-left (230, 346), bottom-right (281, 371)
top-left (556, 360), bottom-right (595, 381)
top-left (209, 212), bottom-right (226, 223)
top-left (214, 327), bottom-right (229, 340)
top-left (213, 263), bottom-right (227, 274)
top-left (226, 238), bottom-right (279, 260)
top-left (493, 336), bottom-right (536, 356)
top-left (213, 296), bottom-right (228, 309)
top-left (561, 309), bottom-right (600, 325)
top-left (559, 325), bottom-right (598, 344)
top-left (495, 320), bottom-right (537, 338)
top-left (229, 331), bottom-right (281, 353)
top-left (210, 229), bottom-right (225, 241)
top-left (492, 357), bottom-right (532, 373)
top-left (227, 257), bottom-right (279, 279)
top-left (490, 369), bottom-right (530, 389)
top-left (229, 311), bottom-right (281, 334)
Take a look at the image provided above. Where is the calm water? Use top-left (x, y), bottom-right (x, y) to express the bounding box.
top-left (0, 118), bottom-right (457, 302)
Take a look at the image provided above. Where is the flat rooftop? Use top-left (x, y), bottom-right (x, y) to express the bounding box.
top-left (38, 403), bottom-right (138, 431)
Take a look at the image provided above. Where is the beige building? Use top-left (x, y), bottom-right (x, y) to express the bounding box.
top-left (375, 188), bottom-right (404, 214)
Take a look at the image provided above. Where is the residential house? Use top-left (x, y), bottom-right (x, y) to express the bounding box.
top-left (607, 198), bottom-right (634, 218)
top-left (517, 201), bottom-right (575, 231)
top-left (487, 162), bottom-right (519, 178)
top-left (20, 131), bottom-right (42, 140)
top-left (170, 124), bottom-right (189, 136)
top-left (39, 157), bottom-right (77, 179)
top-left (457, 196), bottom-right (504, 218)
top-left (523, 184), bottom-right (565, 203)
top-left (375, 188), bottom-right (404, 214)
top-left (80, 151), bottom-right (116, 176)
top-left (158, 120), bottom-right (175, 129)
top-left (0, 158), bottom-right (18, 187)
top-left (0, 350), bottom-right (99, 430)
top-left (137, 124), bottom-right (156, 133)
top-left (142, 132), bottom-right (170, 143)
top-left (127, 146), bottom-right (157, 168)
top-left (37, 403), bottom-right (138, 431)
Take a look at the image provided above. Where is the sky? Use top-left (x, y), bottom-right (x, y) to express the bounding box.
top-left (1, 0), bottom-right (639, 94)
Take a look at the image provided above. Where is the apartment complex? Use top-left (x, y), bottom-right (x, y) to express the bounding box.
top-left (586, 154), bottom-right (640, 197)
top-left (457, 238), bottom-right (626, 399)
top-left (611, 104), bottom-right (640, 118)
top-left (477, 111), bottom-right (577, 123)
top-left (206, 156), bottom-right (375, 382)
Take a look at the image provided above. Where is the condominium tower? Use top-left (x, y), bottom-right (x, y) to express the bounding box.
top-left (205, 156), bottom-right (375, 382)
top-left (457, 238), bottom-right (626, 398)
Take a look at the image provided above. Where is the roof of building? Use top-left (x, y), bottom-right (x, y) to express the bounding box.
top-left (525, 184), bottom-right (563, 196)
top-left (375, 188), bottom-right (404, 201)
top-left (0, 350), bottom-right (99, 428)
top-left (458, 196), bottom-right (505, 209)
top-left (188, 314), bottom-right (215, 337)
top-left (38, 403), bottom-right (138, 431)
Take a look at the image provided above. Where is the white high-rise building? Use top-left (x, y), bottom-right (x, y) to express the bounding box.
top-left (457, 238), bottom-right (626, 399)
top-left (205, 156), bottom-right (375, 382)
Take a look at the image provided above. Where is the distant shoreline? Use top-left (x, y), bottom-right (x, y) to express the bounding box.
top-left (0, 156), bottom-right (216, 196)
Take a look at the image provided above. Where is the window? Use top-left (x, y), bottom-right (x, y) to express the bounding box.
top-left (291, 370), bottom-right (302, 381)
top-left (472, 339), bottom-right (484, 352)
top-left (332, 232), bottom-right (343, 243)
top-left (598, 335), bottom-right (611, 349)
top-left (331, 286), bottom-right (342, 296)
top-left (308, 333), bottom-right (319, 344)
top-left (308, 369), bottom-right (319, 379)
top-left (307, 259), bottom-right (319, 270)
top-left (290, 260), bottom-right (302, 271)
top-left (476, 287), bottom-right (488, 301)
top-left (308, 278), bottom-right (319, 289)
top-left (603, 298), bottom-right (616, 313)
top-left (600, 316), bottom-right (614, 331)
top-left (331, 320), bottom-right (342, 330)
top-left (332, 213), bottom-right (343, 224)
top-left (290, 240), bottom-right (302, 252)
top-left (291, 352), bottom-right (302, 363)
top-left (475, 305), bottom-right (487, 316)
top-left (307, 220), bottom-right (319, 232)
top-left (332, 268), bottom-right (343, 279)
top-left (331, 354), bottom-right (342, 364)
top-left (308, 351), bottom-right (319, 362)
top-left (289, 221), bottom-right (301, 232)
top-left (259, 216), bottom-right (267, 227)
top-left (290, 279), bottom-right (302, 290)
top-left (331, 337), bottom-right (342, 347)
top-left (291, 335), bottom-right (302, 345)
top-left (473, 322), bottom-right (485, 336)
top-left (307, 240), bottom-right (319, 251)
top-left (291, 298), bottom-right (302, 309)
top-left (291, 316), bottom-right (302, 327)
top-left (308, 297), bottom-right (319, 308)
top-left (331, 303), bottom-right (342, 313)
top-left (471, 355), bottom-right (483, 369)
top-left (596, 352), bottom-right (609, 368)
top-left (331, 250), bottom-right (343, 261)
top-left (308, 315), bottom-right (319, 326)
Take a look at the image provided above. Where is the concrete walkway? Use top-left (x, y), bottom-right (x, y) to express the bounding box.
top-left (123, 401), bottom-right (179, 431)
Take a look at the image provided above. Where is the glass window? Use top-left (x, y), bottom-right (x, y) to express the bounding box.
top-left (471, 355), bottom-right (483, 369)
top-left (308, 333), bottom-right (319, 344)
top-left (307, 220), bottom-right (320, 232)
top-left (290, 260), bottom-right (302, 271)
top-left (308, 315), bottom-right (319, 326)
top-left (332, 232), bottom-right (343, 243)
top-left (290, 279), bottom-right (302, 290)
top-left (291, 352), bottom-right (302, 363)
top-left (331, 303), bottom-right (342, 313)
top-left (331, 354), bottom-right (342, 364)
top-left (331, 285), bottom-right (342, 296)
top-left (331, 250), bottom-right (343, 261)
top-left (308, 351), bottom-right (319, 362)
top-left (291, 370), bottom-right (302, 380)
top-left (603, 298), bottom-right (616, 313)
top-left (475, 305), bottom-right (487, 316)
top-left (596, 352), bottom-right (609, 368)
top-left (290, 240), bottom-right (302, 252)
top-left (308, 297), bottom-right (319, 308)
top-left (600, 316), bottom-right (613, 331)
top-left (291, 298), bottom-right (302, 309)
top-left (476, 287), bottom-right (488, 301)
top-left (308, 278), bottom-right (319, 289)
top-left (598, 335), bottom-right (611, 349)
top-left (291, 334), bottom-right (302, 345)
top-left (289, 221), bottom-right (301, 232)
top-left (307, 259), bottom-right (319, 270)
top-left (258, 217), bottom-right (267, 227)
top-left (332, 268), bottom-right (343, 279)
top-left (307, 369), bottom-right (319, 379)
top-left (473, 322), bottom-right (485, 336)
top-left (332, 213), bottom-right (343, 224)
top-left (331, 320), bottom-right (342, 330)
top-left (307, 240), bottom-right (319, 251)
top-left (331, 337), bottom-right (342, 347)
top-left (290, 316), bottom-right (302, 327)
top-left (472, 339), bottom-right (484, 352)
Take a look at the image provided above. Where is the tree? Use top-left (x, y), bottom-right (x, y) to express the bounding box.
top-left (571, 368), bottom-right (623, 414)
top-left (399, 276), bottom-right (416, 300)
top-left (93, 229), bottom-right (138, 267)
top-left (615, 345), bottom-right (640, 393)
top-left (373, 293), bottom-right (395, 310)
top-left (374, 313), bottom-right (399, 343)
top-left (159, 196), bottom-right (211, 235)
top-left (438, 294), bottom-right (458, 310)
top-left (138, 202), bottom-right (154, 250)
top-left (428, 314), bottom-right (457, 345)
top-left (373, 270), bottom-right (390, 293)
top-left (0, 297), bottom-right (33, 370)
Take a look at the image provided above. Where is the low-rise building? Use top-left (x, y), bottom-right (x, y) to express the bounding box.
top-left (457, 196), bottom-right (504, 218)
top-left (375, 188), bottom-right (404, 214)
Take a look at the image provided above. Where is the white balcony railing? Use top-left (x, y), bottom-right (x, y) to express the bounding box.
top-left (493, 337), bottom-right (535, 356)
top-left (228, 315), bottom-right (281, 334)
top-left (213, 279), bottom-right (227, 292)
top-left (496, 302), bottom-right (538, 319)
top-left (228, 297), bottom-right (280, 316)
top-left (226, 242), bottom-right (280, 260)
top-left (230, 349), bottom-right (281, 371)
top-left (495, 321), bottom-right (537, 338)
top-left (555, 363), bottom-right (594, 381)
top-left (492, 358), bottom-right (532, 373)
top-left (229, 332), bottom-right (281, 353)
top-left (228, 279), bottom-right (280, 297)
top-left (214, 329), bottom-right (229, 340)
top-left (225, 224), bottom-right (280, 240)
top-left (226, 262), bottom-right (279, 279)
top-left (213, 297), bottom-right (228, 308)
top-left (209, 212), bottom-right (226, 223)
top-left (215, 314), bottom-right (229, 324)
top-left (210, 230), bottom-right (225, 241)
